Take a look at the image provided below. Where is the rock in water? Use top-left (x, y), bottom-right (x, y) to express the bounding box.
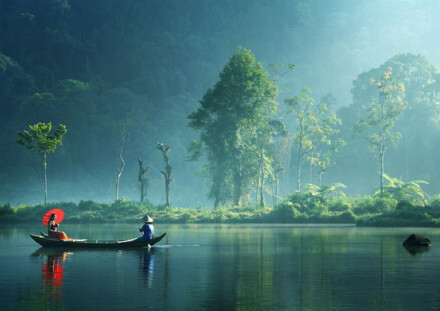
top-left (403, 233), bottom-right (431, 246)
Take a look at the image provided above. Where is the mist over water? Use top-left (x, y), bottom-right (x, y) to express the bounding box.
top-left (1, 0), bottom-right (440, 206)
top-left (2, 224), bottom-right (440, 310)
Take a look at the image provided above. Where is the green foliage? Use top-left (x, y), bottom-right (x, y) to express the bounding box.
top-left (427, 195), bottom-right (440, 218)
top-left (373, 173), bottom-right (429, 203)
top-left (17, 122), bottom-right (67, 204)
top-left (2, 194), bottom-right (440, 226)
top-left (283, 191), bottom-right (325, 214)
top-left (351, 196), bottom-right (397, 215)
top-left (189, 48), bottom-right (279, 206)
top-left (328, 197), bottom-right (352, 212)
top-left (78, 200), bottom-right (102, 211)
top-left (285, 89), bottom-right (344, 191)
top-left (0, 204), bottom-right (13, 218)
top-left (357, 207), bottom-right (438, 227)
top-left (355, 68), bottom-right (407, 194)
top-left (17, 122), bottom-right (67, 155)
top-left (302, 183), bottom-right (347, 198)
top-left (272, 201), bottom-right (303, 222)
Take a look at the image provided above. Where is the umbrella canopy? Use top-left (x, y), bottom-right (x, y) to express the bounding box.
top-left (42, 209), bottom-right (65, 226)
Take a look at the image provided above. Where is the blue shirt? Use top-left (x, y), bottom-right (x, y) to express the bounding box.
top-left (139, 223), bottom-right (155, 240)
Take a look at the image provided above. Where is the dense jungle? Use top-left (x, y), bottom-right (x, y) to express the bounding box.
top-left (2, 0), bottom-right (440, 225)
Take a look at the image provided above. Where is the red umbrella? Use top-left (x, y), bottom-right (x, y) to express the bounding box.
top-left (42, 209), bottom-right (65, 226)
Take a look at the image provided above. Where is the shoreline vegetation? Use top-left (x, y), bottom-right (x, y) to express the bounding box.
top-left (2, 193), bottom-right (440, 227)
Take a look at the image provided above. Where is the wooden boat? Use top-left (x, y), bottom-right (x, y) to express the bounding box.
top-left (30, 232), bottom-right (166, 248)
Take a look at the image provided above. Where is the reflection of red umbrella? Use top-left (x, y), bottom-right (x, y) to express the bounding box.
top-left (42, 209), bottom-right (65, 226)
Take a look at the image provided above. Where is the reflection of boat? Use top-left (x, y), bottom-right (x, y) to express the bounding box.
top-left (403, 245), bottom-right (431, 255)
top-left (30, 232), bottom-right (166, 248)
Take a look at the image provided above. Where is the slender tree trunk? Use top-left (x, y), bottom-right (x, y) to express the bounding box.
top-left (115, 170), bottom-right (121, 200)
top-left (212, 163), bottom-right (224, 209)
top-left (43, 153), bottom-right (47, 205)
top-left (380, 148), bottom-right (385, 195)
top-left (258, 148), bottom-right (264, 207)
top-left (213, 180), bottom-right (221, 209)
top-left (297, 143), bottom-right (303, 192)
top-left (115, 123), bottom-right (128, 201)
top-left (115, 147), bottom-right (125, 201)
top-left (297, 123), bottom-right (304, 192)
top-left (259, 170), bottom-right (265, 208)
top-left (140, 179), bottom-right (144, 202)
top-left (256, 176), bottom-right (260, 205)
top-left (157, 142), bottom-right (172, 208)
top-left (138, 159), bottom-right (149, 203)
top-left (272, 166), bottom-right (276, 207)
top-left (165, 179), bottom-right (170, 208)
top-left (233, 171), bottom-right (242, 206)
top-left (138, 159), bottom-right (144, 202)
top-left (297, 157), bottom-right (302, 192)
top-left (379, 92), bottom-right (385, 196)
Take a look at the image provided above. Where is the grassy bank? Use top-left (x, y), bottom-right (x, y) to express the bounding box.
top-left (2, 193), bottom-right (440, 227)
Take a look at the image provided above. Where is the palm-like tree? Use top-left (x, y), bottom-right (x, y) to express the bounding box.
top-left (302, 183), bottom-right (347, 198)
top-left (373, 173), bottom-right (428, 203)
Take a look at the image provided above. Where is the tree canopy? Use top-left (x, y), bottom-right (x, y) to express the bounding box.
top-left (189, 48), bottom-right (278, 206)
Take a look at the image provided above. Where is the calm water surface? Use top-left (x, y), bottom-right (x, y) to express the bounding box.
top-left (1, 224), bottom-right (440, 310)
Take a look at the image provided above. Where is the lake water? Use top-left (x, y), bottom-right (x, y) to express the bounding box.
top-left (1, 224), bottom-right (439, 310)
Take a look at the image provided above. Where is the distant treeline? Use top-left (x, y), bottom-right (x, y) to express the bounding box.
top-left (2, 193), bottom-right (440, 227)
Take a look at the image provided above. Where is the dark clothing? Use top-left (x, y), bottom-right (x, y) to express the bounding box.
top-left (48, 221), bottom-right (59, 234)
top-left (138, 223), bottom-right (154, 241)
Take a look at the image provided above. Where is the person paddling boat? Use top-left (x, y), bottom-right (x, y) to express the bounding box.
top-left (137, 215), bottom-right (155, 242)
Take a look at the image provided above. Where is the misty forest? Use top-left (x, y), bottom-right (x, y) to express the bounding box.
top-left (3, 0), bottom-right (440, 225)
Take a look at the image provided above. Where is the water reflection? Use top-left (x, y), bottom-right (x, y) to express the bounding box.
top-left (403, 245), bottom-right (431, 255)
top-left (9, 225), bottom-right (440, 311)
top-left (42, 252), bottom-right (66, 293)
top-left (31, 247), bottom-right (157, 298)
top-left (29, 248), bottom-right (71, 309)
top-left (140, 248), bottom-right (155, 287)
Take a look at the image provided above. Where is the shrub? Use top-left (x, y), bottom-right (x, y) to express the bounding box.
top-left (328, 198), bottom-right (352, 212)
top-left (357, 208), bottom-right (436, 227)
top-left (352, 196), bottom-right (397, 215)
top-left (78, 200), bottom-right (102, 211)
top-left (284, 192), bottom-right (326, 214)
top-left (0, 204), bottom-right (13, 216)
top-left (272, 201), bottom-right (302, 222)
top-left (334, 210), bottom-right (356, 223)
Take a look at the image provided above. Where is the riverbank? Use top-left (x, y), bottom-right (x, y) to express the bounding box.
top-left (1, 195), bottom-right (440, 227)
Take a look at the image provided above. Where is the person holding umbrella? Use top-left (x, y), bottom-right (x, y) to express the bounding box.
top-left (43, 209), bottom-right (68, 240)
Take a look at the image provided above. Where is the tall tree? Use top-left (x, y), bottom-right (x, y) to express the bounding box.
top-left (285, 88), bottom-right (314, 192)
top-left (285, 88), bottom-right (343, 192)
top-left (156, 142), bottom-right (172, 208)
top-left (355, 68), bottom-right (407, 195)
top-left (188, 48), bottom-right (278, 207)
top-left (17, 122), bottom-right (67, 205)
top-left (310, 94), bottom-right (345, 186)
top-left (254, 120), bottom-right (286, 207)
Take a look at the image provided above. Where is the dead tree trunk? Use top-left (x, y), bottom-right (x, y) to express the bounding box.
top-left (156, 142), bottom-right (172, 208)
top-left (138, 158), bottom-right (149, 202)
top-left (115, 121), bottom-right (130, 201)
